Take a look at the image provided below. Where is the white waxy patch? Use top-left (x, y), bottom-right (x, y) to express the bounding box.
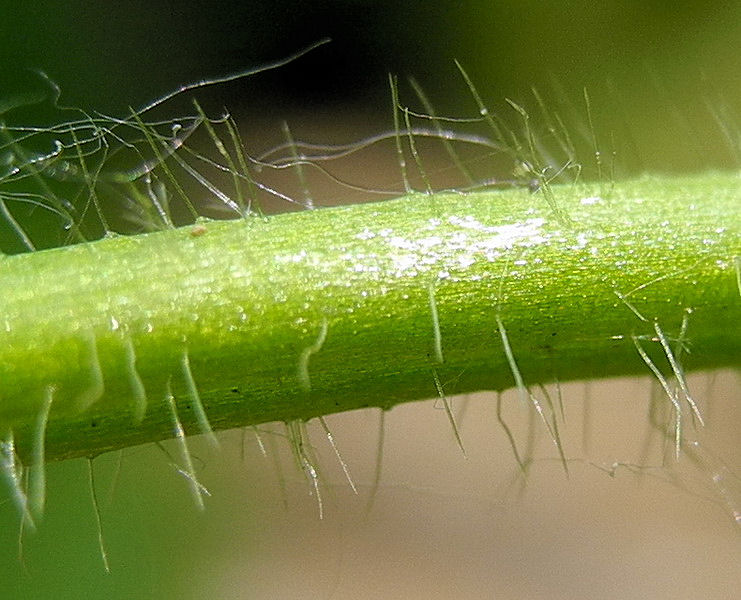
top-left (393, 235), bottom-right (444, 251)
top-left (350, 216), bottom-right (549, 280)
top-left (568, 232), bottom-right (590, 251)
top-left (448, 215), bottom-right (546, 238)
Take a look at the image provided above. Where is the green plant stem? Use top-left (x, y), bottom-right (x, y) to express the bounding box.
top-left (1, 173), bottom-right (739, 463)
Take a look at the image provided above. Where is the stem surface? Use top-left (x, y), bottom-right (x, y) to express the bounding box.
top-left (1, 173), bottom-right (739, 462)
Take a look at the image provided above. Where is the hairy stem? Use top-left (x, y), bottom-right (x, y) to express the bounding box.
top-left (1, 173), bottom-right (739, 463)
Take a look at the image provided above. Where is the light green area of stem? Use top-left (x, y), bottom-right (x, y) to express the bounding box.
top-left (1, 172), bottom-right (739, 463)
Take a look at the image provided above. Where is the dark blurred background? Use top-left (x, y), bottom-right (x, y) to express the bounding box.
top-left (3, 0), bottom-right (741, 253)
top-left (1, 3), bottom-right (739, 598)
top-left (3, 1), bottom-right (741, 169)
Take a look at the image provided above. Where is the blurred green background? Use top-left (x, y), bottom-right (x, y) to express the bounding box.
top-left (1, 2), bottom-right (740, 598)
